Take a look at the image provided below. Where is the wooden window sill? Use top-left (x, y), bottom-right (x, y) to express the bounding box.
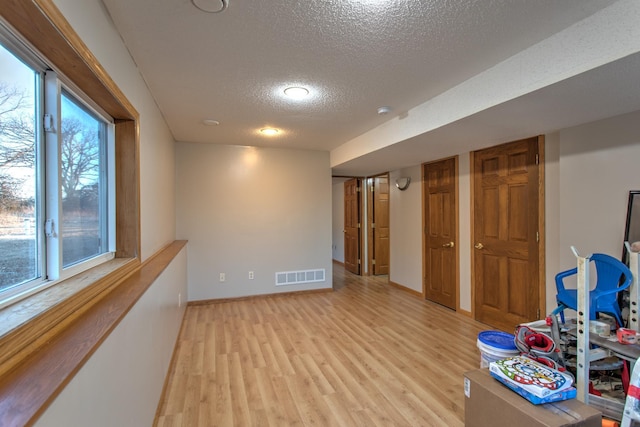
top-left (0, 257), bottom-right (139, 378)
top-left (0, 240), bottom-right (186, 427)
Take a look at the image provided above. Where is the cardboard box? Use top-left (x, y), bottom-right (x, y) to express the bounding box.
top-left (464, 369), bottom-right (601, 427)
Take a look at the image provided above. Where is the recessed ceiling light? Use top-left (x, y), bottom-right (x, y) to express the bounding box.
top-left (284, 86), bottom-right (310, 100)
top-left (260, 128), bottom-right (279, 136)
top-left (191, 0), bottom-right (229, 13)
top-left (202, 119), bottom-right (220, 126)
top-left (377, 106), bottom-right (392, 115)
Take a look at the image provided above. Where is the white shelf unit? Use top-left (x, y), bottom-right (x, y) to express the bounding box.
top-left (572, 245), bottom-right (640, 423)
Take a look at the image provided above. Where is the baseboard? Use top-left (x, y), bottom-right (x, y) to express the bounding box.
top-left (388, 281), bottom-right (423, 298)
top-left (188, 287), bottom-right (333, 306)
top-left (332, 259), bottom-right (344, 266)
top-left (154, 307), bottom-right (188, 424)
top-left (457, 308), bottom-right (473, 318)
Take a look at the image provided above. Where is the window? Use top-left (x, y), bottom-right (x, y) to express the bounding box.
top-left (60, 90), bottom-right (109, 268)
top-left (0, 40), bottom-right (40, 295)
top-left (0, 3), bottom-right (141, 422)
top-left (0, 33), bottom-right (114, 303)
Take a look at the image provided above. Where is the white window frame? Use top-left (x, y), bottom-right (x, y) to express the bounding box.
top-left (0, 33), bottom-right (116, 308)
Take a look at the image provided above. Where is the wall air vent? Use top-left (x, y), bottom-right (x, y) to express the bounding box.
top-left (275, 269), bottom-right (325, 286)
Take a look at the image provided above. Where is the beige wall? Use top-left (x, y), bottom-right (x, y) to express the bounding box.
top-left (35, 248), bottom-right (187, 427)
top-left (332, 181), bottom-right (345, 263)
top-left (382, 110), bottom-right (640, 316)
top-left (389, 166), bottom-right (422, 292)
top-left (176, 143), bottom-right (332, 300)
top-left (544, 110), bottom-right (640, 314)
top-left (544, 133), bottom-right (561, 313)
top-left (557, 110), bottom-right (640, 265)
top-left (37, 1), bottom-right (185, 425)
top-left (458, 153), bottom-right (472, 312)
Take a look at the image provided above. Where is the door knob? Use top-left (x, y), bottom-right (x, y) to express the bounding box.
top-left (474, 243), bottom-right (484, 250)
top-left (442, 242), bottom-right (454, 248)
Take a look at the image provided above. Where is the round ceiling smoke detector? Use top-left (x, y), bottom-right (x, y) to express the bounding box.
top-left (191, 0), bottom-right (229, 13)
top-left (377, 106), bottom-right (392, 115)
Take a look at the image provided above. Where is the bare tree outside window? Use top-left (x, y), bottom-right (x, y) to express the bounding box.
top-left (1, 35), bottom-right (111, 297)
top-left (1, 57), bottom-right (109, 292)
top-left (0, 76), bottom-right (37, 290)
top-left (60, 93), bottom-right (105, 268)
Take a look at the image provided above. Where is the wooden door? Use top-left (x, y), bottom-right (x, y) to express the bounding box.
top-left (423, 157), bottom-right (458, 309)
top-left (473, 137), bottom-right (543, 331)
top-left (368, 175), bottom-right (390, 275)
top-left (344, 178), bottom-right (361, 275)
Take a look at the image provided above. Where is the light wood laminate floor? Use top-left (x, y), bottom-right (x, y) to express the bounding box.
top-left (155, 264), bottom-right (490, 426)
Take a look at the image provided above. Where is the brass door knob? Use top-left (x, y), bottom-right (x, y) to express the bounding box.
top-left (442, 242), bottom-right (454, 248)
top-left (474, 243), bottom-right (484, 250)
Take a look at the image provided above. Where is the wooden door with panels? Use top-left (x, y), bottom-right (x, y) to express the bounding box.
top-left (344, 178), bottom-right (361, 275)
top-left (367, 174), bottom-right (390, 275)
top-left (472, 136), bottom-right (544, 332)
top-left (423, 157), bottom-right (458, 310)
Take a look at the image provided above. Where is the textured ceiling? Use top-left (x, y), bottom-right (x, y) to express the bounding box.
top-left (100, 0), bottom-right (626, 174)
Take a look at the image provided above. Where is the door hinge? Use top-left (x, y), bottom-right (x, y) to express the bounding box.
top-left (372, 259), bottom-right (376, 265)
top-left (372, 223), bottom-right (375, 229)
top-left (370, 185), bottom-right (374, 192)
top-left (358, 259), bottom-right (361, 265)
top-left (537, 308), bottom-right (541, 319)
top-left (357, 223), bottom-right (361, 229)
top-left (536, 231), bottom-right (539, 242)
top-left (535, 154), bottom-right (539, 165)
top-left (356, 187), bottom-right (361, 192)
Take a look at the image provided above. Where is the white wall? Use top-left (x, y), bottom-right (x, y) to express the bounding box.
top-left (176, 143), bottom-right (332, 300)
top-left (35, 248), bottom-right (188, 427)
top-left (332, 181), bottom-right (345, 262)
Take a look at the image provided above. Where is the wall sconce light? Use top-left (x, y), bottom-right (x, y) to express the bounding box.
top-left (395, 177), bottom-right (411, 191)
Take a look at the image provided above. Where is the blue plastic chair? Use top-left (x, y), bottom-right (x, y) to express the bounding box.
top-left (553, 253), bottom-right (633, 326)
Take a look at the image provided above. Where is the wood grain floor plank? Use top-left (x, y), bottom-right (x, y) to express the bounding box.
top-left (284, 355), bottom-right (334, 426)
top-left (213, 353), bottom-right (233, 426)
top-left (322, 392), bottom-right (360, 427)
top-left (155, 264), bottom-right (491, 426)
top-left (229, 352), bottom-right (252, 426)
top-left (270, 372), bottom-right (304, 425)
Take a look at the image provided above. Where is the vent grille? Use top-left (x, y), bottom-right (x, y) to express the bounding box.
top-left (276, 269), bottom-right (325, 286)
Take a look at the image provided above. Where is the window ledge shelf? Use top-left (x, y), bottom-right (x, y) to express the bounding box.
top-left (0, 256), bottom-right (139, 378)
top-left (0, 240), bottom-right (186, 427)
